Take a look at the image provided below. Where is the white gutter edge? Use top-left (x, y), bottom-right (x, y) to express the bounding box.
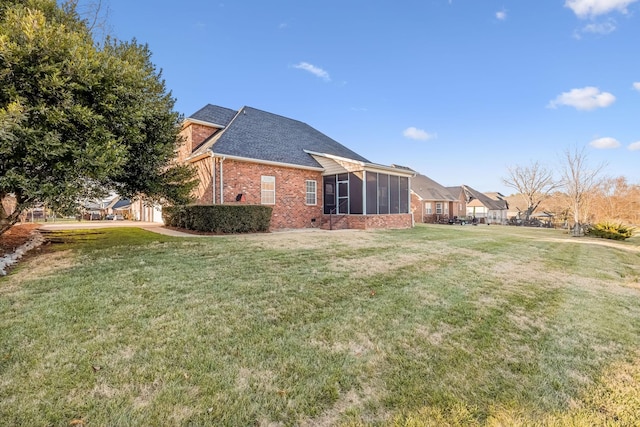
top-left (209, 153), bottom-right (324, 171)
top-left (304, 150), bottom-right (415, 177)
top-left (181, 118), bottom-right (226, 129)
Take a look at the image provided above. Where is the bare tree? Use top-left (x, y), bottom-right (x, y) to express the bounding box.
top-left (503, 161), bottom-right (558, 221)
top-left (64, 0), bottom-right (112, 42)
top-left (560, 147), bottom-right (606, 236)
top-left (589, 176), bottom-right (640, 224)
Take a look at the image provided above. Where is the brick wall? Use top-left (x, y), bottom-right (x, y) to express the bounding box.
top-left (211, 159), bottom-right (324, 230)
top-left (191, 124), bottom-right (218, 151)
top-left (411, 192), bottom-right (424, 222)
top-left (177, 123), bottom-right (219, 163)
top-left (321, 213), bottom-right (413, 230)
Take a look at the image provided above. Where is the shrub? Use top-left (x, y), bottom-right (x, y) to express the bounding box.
top-left (585, 222), bottom-right (635, 241)
top-left (162, 205), bottom-right (272, 233)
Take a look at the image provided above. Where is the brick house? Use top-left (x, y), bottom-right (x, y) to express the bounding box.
top-left (447, 185), bottom-right (509, 224)
top-left (409, 172), bottom-right (464, 223)
top-left (178, 105), bottom-right (415, 230)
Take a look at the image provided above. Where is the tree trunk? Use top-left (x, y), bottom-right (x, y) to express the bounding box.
top-left (0, 195), bottom-right (29, 236)
top-left (0, 205), bottom-right (17, 235)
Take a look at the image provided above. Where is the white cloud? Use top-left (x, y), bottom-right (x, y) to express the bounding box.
top-left (496, 10), bottom-right (507, 20)
top-left (633, 82), bottom-right (640, 91)
top-left (403, 127), bottom-right (436, 141)
top-left (628, 141), bottom-right (640, 150)
top-left (293, 62), bottom-right (331, 81)
top-left (573, 19), bottom-right (617, 38)
top-left (590, 137), bottom-right (621, 149)
top-left (547, 86), bottom-right (616, 110)
top-left (565, 0), bottom-right (638, 18)
top-left (582, 19), bottom-right (617, 34)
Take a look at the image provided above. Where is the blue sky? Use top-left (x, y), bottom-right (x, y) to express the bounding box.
top-left (103, 0), bottom-right (640, 193)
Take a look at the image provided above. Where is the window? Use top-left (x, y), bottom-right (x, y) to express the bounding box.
top-left (399, 177), bottom-right (409, 213)
top-left (426, 202), bottom-right (432, 214)
top-left (389, 175), bottom-right (399, 214)
top-left (323, 176), bottom-right (336, 214)
top-left (261, 176), bottom-right (275, 205)
top-left (366, 173), bottom-right (378, 214)
top-left (436, 203), bottom-right (443, 215)
top-left (378, 173), bottom-right (389, 214)
top-left (305, 180), bottom-right (317, 205)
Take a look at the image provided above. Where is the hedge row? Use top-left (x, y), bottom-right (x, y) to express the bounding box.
top-left (163, 205), bottom-right (272, 233)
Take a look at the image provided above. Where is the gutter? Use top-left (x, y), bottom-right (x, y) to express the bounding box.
top-left (210, 151), bottom-right (216, 204)
top-left (304, 150), bottom-right (415, 177)
top-left (219, 156), bottom-right (225, 204)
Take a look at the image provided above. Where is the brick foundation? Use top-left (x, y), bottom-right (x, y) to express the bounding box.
top-left (321, 213), bottom-right (413, 230)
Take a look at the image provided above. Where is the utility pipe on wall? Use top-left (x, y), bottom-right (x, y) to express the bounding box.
top-left (210, 152), bottom-right (216, 205)
top-left (219, 157), bottom-right (225, 204)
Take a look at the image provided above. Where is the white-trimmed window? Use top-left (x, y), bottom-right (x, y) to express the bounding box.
top-left (261, 176), bottom-right (275, 205)
top-left (426, 202), bottom-right (432, 214)
top-left (436, 202), bottom-right (443, 215)
top-left (305, 180), bottom-right (317, 205)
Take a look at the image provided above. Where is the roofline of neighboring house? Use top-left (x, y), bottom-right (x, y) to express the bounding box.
top-left (182, 117), bottom-right (226, 130)
top-left (188, 151), bottom-right (324, 172)
top-left (409, 190), bottom-right (458, 203)
top-left (304, 150), bottom-right (415, 177)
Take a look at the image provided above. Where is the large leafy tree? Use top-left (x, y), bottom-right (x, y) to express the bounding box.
top-left (0, 0), bottom-right (195, 234)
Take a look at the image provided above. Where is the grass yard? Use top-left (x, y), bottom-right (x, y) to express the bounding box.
top-left (1, 224), bottom-right (639, 426)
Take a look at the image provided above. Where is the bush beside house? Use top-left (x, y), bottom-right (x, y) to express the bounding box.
top-left (163, 205), bottom-right (272, 233)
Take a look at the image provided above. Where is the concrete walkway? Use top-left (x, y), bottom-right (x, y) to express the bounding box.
top-left (37, 221), bottom-right (360, 237)
top-left (38, 221), bottom-right (198, 237)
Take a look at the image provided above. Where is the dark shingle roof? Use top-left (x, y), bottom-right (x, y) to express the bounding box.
top-left (189, 104), bottom-right (237, 127)
top-left (204, 106), bottom-right (371, 168)
top-left (112, 199), bottom-right (131, 209)
top-left (412, 173), bottom-right (457, 201)
top-left (461, 185), bottom-right (508, 210)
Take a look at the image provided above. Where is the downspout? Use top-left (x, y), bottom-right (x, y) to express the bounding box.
top-left (210, 152), bottom-right (216, 205)
top-left (219, 156), bottom-right (225, 204)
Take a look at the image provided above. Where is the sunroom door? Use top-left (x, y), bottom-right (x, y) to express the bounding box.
top-left (337, 173), bottom-right (349, 214)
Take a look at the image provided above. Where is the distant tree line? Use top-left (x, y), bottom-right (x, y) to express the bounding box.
top-left (504, 147), bottom-right (639, 235)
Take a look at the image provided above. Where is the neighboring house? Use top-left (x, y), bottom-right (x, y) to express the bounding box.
top-left (447, 185), bottom-right (508, 224)
top-left (409, 172), bottom-right (463, 223)
top-left (79, 200), bottom-right (103, 220)
top-left (111, 198), bottom-right (132, 219)
top-left (178, 104), bottom-right (415, 230)
top-left (131, 199), bottom-right (163, 223)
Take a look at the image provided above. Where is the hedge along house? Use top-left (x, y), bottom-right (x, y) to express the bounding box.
top-left (177, 104), bottom-right (414, 230)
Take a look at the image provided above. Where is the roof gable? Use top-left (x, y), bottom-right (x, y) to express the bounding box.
top-left (462, 185), bottom-right (508, 210)
top-left (189, 104), bottom-right (237, 128)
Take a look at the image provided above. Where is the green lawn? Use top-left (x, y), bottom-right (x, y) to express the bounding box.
top-left (1, 225), bottom-right (639, 426)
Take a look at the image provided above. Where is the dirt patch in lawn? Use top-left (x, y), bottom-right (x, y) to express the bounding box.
top-left (0, 223), bottom-right (40, 257)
